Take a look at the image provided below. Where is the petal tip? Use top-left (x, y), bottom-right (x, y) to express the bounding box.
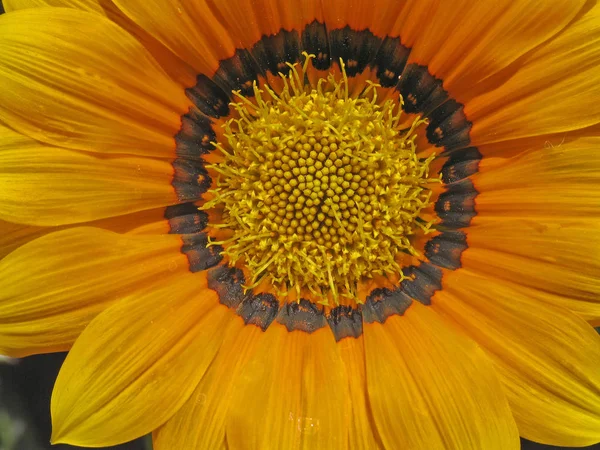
top-left (50, 428), bottom-right (67, 446)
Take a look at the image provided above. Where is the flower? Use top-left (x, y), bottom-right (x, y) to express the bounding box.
top-left (0, 0), bottom-right (599, 449)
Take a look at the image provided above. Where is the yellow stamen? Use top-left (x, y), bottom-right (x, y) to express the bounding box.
top-left (204, 54), bottom-right (437, 305)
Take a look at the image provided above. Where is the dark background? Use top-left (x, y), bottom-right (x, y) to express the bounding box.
top-left (0, 1), bottom-right (598, 449)
top-left (0, 354), bottom-right (150, 450)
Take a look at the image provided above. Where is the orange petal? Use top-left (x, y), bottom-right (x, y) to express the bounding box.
top-left (0, 219), bottom-right (49, 260)
top-left (0, 8), bottom-right (189, 156)
top-left (474, 136), bottom-right (600, 219)
top-left (3, 0), bottom-right (197, 86)
top-left (113, 0), bottom-right (236, 75)
top-left (465, 218), bottom-right (600, 321)
top-left (339, 336), bottom-right (383, 450)
top-left (364, 302), bottom-right (519, 450)
top-left (406, 0), bottom-right (585, 98)
top-left (0, 124), bottom-right (179, 226)
top-left (205, 0), bottom-right (322, 48)
top-left (0, 227), bottom-right (187, 357)
top-left (434, 269), bottom-right (600, 446)
top-left (468, 2), bottom-right (600, 144)
top-left (4, 0), bottom-right (110, 11)
top-left (153, 318), bottom-right (261, 450)
top-left (51, 275), bottom-right (233, 447)
top-left (0, 205), bottom-right (187, 262)
top-left (322, 0), bottom-right (404, 36)
top-left (226, 324), bottom-right (350, 450)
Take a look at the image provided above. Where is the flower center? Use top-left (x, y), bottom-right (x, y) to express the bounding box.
top-left (204, 56), bottom-right (436, 304)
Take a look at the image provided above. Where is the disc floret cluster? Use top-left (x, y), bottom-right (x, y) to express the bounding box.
top-left (205, 57), bottom-right (436, 304)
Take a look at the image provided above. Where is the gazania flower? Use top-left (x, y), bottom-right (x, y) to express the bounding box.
top-left (1, 0), bottom-right (599, 448)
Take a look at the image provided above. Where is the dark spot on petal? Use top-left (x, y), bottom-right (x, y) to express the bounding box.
top-left (438, 127), bottom-right (472, 152)
top-left (401, 263), bottom-right (443, 305)
top-left (435, 179), bottom-right (478, 228)
top-left (372, 36), bottom-right (410, 87)
top-left (214, 48), bottom-right (261, 97)
top-left (302, 21), bottom-right (331, 70)
top-left (419, 85), bottom-right (450, 117)
top-left (164, 202), bottom-right (208, 234)
top-left (277, 299), bottom-right (326, 333)
top-left (207, 266), bottom-right (280, 331)
top-left (186, 74), bottom-right (230, 118)
top-left (237, 293), bottom-right (279, 331)
top-left (175, 110), bottom-right (216, 159)
top-left (440, 147), bottom-right (482, 184)
top-left (362, 287), bottom-right (413, 323)
top-left (207, 265), bottom-right (249, 309)
top-left (172, 158), bottom-right (211, 201)
top-left (398, 64), bottom-right (447, 114)
top-left (326, 305), bottom-right (363, 340)
top-left (424, 231), bottom-right (468, 270)
top-left (426, 99), bottom-right (472, 150)
top-left (251, 29), bottom-right (301, 76)
top-left (181, 233), bottom-right (223, 272)
top-left (329, 26), bottom-right (382, 77)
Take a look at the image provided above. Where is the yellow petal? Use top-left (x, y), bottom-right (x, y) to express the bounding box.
top-left (461, 136), bottom-right (600, 321)
top-left (0, 219), bottom-right (49, 260)
top-left (84, 206), bottom-right (183, 236)
top-left (364, 302), bottom-right (519, 450)
top-left (339, 336), bottom-right (383, 450)
top-left (0, 8), bottom-right (189, 156)
top-left (474, 136), bottom-right (600, 218)
top-left (0, 227), bottom-right (186, 357)
top-left (434, 270), bottom-right (600, 446)
top-left (0, 125), bottom-right (179, 226)
top-left (153, 318), bottom-right (261, 450)
top-left (3, 0), bottom-right (197, 86)
top-left (469, 2), bottom-right (600, 144)
top-left (113, 0), bottom-right (235, 75)
top-left (226, 324), bottom-right (350, 450)
top-left (51, 276), bottom-right (233, 447)
top-left (4, 0), bottom-right (110, 12)
top-left (0, 208), bottom-right (183, 262)
top-left (465, 219), bottom-right (600, 321)
top-left (0, 205), bottom-right (184, 261)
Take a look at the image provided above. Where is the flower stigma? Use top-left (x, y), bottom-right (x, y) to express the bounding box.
top-left (204, 54), bottom-right (437, 305)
